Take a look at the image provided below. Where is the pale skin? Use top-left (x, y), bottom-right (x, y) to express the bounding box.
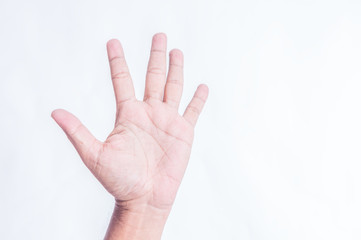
top-left (51, 33), bottom-right (209, 239)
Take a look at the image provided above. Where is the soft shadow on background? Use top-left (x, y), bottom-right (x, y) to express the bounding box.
top-left (1, 0), bottom-right (361, 239)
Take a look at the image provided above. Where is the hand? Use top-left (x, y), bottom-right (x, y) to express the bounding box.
top-left (51, 33), bottom-right (208, 239)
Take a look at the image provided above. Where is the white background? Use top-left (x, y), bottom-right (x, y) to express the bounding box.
top-left (1, 0), bottom-right (361, 239)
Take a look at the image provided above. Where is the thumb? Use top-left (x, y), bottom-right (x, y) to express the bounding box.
top-left (51, 109), bottom-right (101, 169)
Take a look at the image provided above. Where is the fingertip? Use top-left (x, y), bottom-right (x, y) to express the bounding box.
top-left (169, 49), bottom-right (184, 67)
top-left (106, 39), bottom-right (123, 56)
top-left (198, 83), bottom-right (209, 91)
top-left (197, 84), bottom-right (209, 100)
top-left (50, 109), bottom-right (76, 131)
top-left (51, 109), bottom-right (69, 130)
top-left (51, 108), bottom-right (65, 120)
top-left (107, 38), bottom-right (120, 47)
top-left (170, 48), bottom-right (183, 55)
top-left (51, 109), bottom-right (57, 119)
top-left (153, 32), bottom-right (167, 40)
top-left (152, 33), bottom-right (167, 48)
top-left (169, 48), bottom-right (184, 60)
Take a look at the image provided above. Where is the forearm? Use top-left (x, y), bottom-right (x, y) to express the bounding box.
top-left (104, 200), bottom-right (171, 240)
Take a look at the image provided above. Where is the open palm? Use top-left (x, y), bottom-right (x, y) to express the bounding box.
top-left (51, 33), bottom-right (208, 211)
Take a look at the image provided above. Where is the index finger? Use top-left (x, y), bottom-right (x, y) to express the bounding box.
top-left (106, 39), bottom-right (136, 107)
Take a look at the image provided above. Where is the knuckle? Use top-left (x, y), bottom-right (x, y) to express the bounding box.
top-left (151, 48), bottom-right (166, 54)
top-left (169, 62), bottom-right (183, 69)
top-left (165, 97), bottom-right (179, 106)
top-left (111, 71), bottom-right (129, 81)
top-left (147, 66), bottom-right (165, 75)
top-left (187, 105), bottom-right (201, 115)
top-left (68, 123), bottom-right (82, 137)
top-left (144, 90), bottom-right (163, 101)
top-left (193, 95), bottom-right (206, 104)
top-left (109, 56), bottom-right (125, 64)
top-left (166, 79), bottom-right (183, 87)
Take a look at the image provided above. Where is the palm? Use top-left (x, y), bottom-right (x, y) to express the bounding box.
top-left (95, 99), bottom-right (194, 208)
top-left (52, 33), bottom-right (208, 211)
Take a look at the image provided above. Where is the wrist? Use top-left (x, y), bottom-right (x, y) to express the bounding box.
top-left (104, 198), bottom-right (171, 240)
